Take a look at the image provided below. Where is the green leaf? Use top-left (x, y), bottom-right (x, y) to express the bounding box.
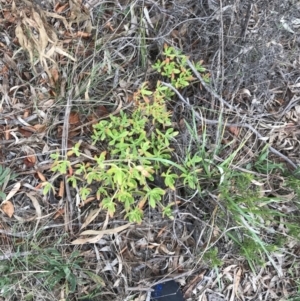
top-left (102, 198), bottom-right (116, 216)
top-left (181, 172), bottom-right (197, 189)
top-left (50, 152), bottom-right (60, 160)
top-left (51, 160), bottom-right (70, 174)
top-left (74, 163), bottom-right (86, 175)
top-left (42, 182), bottom-right (54, 195)
top-left (147, 187), bottom-right (165, 208)
top-left (0, 165), bottom-right (11, 184)
top-left (66, 272), bottom-right (77, 293)
top-left (162, 205), bottom-right (173, 218)
top-left (192, 154), bottom-right (203, 163)
top-left (72, 142), bottom-right (81, 156)
top-left (67, 175), bottom-right (78, 188)
top-left (0, 191), bottom-right (6, 200)
top-left (80, 187), bottom-right (91, 200)
top-left (85, 172), bottom-right (95, 184)
top-left (116, 191), bottom-right (134, 211)
top-left (125, 207), bottom-right (143, 223)
top-left (96, 187), bottom-right (107, 200)
top-left (141, 89), bottom-right (153, 96)
top-left (162, 171), bottom-right (178, 190)
top-left (149, 197), bottom-right (156, 208)
top-left (84, 271), bottom-right (106, 286)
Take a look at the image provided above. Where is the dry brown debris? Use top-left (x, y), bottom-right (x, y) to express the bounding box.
top-left (1, 0), bottom-right (300, 300)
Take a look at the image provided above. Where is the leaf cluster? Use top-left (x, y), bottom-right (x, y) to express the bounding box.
top-left (65, 93), bottom-right (178, 223)
top-left (152, 44), bottom-right (209, 89)
top-left (48, 45), bottom-right (206, 223)
top-left (36, 249), bottom-right (83, 294)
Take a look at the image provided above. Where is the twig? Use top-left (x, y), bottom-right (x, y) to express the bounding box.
top-left (161, 81), bottom-right (298, 170)
top-left (0, 223), bottom-right (67, 239)
top-left (0, 251), bottom-right (37, 261)
top-left (0, 114), bottom-right (38, 125)
top-left (0, 229), bottom-right (29, 238)
top-left (186, 59), bottom-right (235, 110)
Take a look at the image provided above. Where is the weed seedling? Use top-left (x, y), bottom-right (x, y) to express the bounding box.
top-left (47, 45), bottom-right (207, 223)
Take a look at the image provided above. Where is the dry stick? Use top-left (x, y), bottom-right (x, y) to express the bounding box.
top-left (61, 91), bottom-right (74, 234)
top-left (0, 114), bottom-right (38, 125)
top-left (0, 223), bottom-right (77, 240)
top-left (0, 251), bottom-right (38, 261)
top-left (186, 59), bottom-right (235, 111)
top-left (161, 81), bottom-right (298, 170)
top-left (0, 229), bottom-right (29, 238)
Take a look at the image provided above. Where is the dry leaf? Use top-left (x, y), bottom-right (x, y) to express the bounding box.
top-left (24, 156), bottom-right (35, 168)
top-left (32, 10), bottom-right (48, 54)
top-left (53, 46), bottom-right (77, 61)
top-left (72, 223), bottom-right (132, 244)
top-left (15, 23), bottom-right (26, 49)
top-left (3, 53), bottom-right (18, 71)
top-left (104, 21), bottom-right (114, 31)
top-left (39, 99), bottom-right (54, 111)
top-left (1, 200), bottom-right (14, 218)
top-left (234, 268), bottom-right (242, 293)
top-left (159, 244), bottom-right (175, 255)
top-left (19, 128), bottom-right (33, 138)
top-left (15, 22), bottom-right (34, 64)
top-left (54, 2), bottom-right (69, 13)
top-left (26, 192), bottom-right (42, 219)
top-left (137, 197), bottom-right (147, 210)
top-left (69, 111), bottom-right (80, 124)
top-left (143, 6), bottom-right (154, 29)
top-left (54, 208), bottom-right (65, 219)
top-left (50, 67), bottom-right (59, 83)
top-left (5, 182), bottom-right (21, 201)
top-left (19, 125), bottom-right (45, 135)
top-left (24, 109), bottom-right (30, 118)
top-left (184, 270), bottom-right (206, 298)
top-left (228, 126), bottom-right (239, 136)
top-left (36, 171), bottom-right (46, 182)
top-left (33, 124), bottom-right (46, 133)
top-left (80, 208), bottom-right (101, 230)
top-left (44, 11), bottom-right (70, 31)
top-left (95, 105), bottom-right (109, 117)
top-left (171, 29), bottom-right (180, 39)
top-left (0, 64), bottom-right (9, 76)
top-left (116, 254), bottom-right (123, 275)
top-left (22, 146), bottom-right (37, 166)
top-left (3, 10), bottom-right (16, 23)
top-left (239, 88), bottom-right (251, 97)
top-left (14, 214), bottom-right (36, 222)
top-left (179, 22), bottom-right (189, 36)
top-left (76, 31), bottom-right (91, 38)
